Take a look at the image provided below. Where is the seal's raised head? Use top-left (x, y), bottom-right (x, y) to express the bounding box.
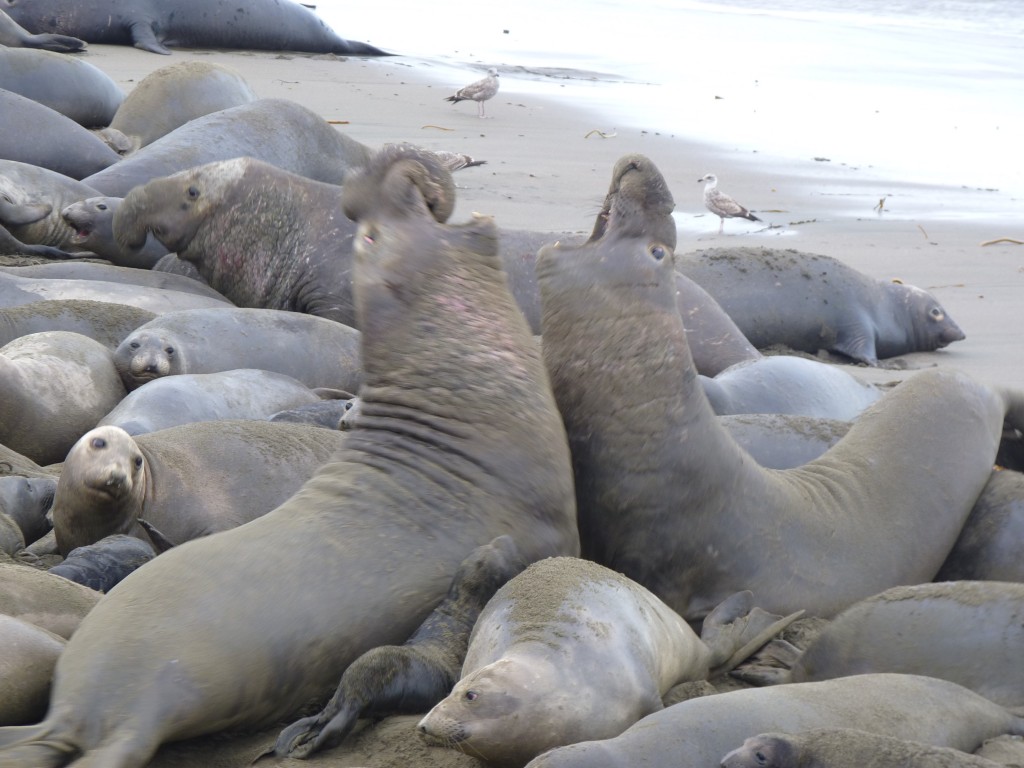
top-left (720, 733), bottom-right (798, 768)
top-left (343, 143), bottom-right (456, 224)
top-left (113, 329), bottom-right (183, 389)
top-left (588, 153), bottom-right (676, 247)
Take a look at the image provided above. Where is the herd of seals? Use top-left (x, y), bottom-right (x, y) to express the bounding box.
top-left (0, 5), bottom-right (1022, 768)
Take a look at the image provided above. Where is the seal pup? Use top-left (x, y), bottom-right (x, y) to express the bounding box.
top-left (272, 535), bottom-right (528, 759)
top-left (538, 153), bottom-right (1021, 620)
top-left (721, 728), bottom-right (1007, 768)
top-left (418, 557), bottom-right (800, 767)
top-left (0, 145), bottom-right (578, 768)
top-left (524, 674), bottom-right (1024, 768)
top-left (446, 68), bottom-right (500, 118)
top-left (698, 173), bottom-right (761, 234)
top-left (60, 197), bottom-right (169, 269)
top-left (48, 535), bottom-right (156, 593)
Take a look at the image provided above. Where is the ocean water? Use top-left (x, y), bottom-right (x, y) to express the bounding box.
top-left (314, 0), bottom-right (1024, 208)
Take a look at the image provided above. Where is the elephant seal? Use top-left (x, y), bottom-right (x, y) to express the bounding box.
top-left (61, 197), bottom-right (169, 268)
top-left (0, 299), bottom-right (156, 350)
top-left (676, 246), bottom-right (966, 365)
top-left (0, 614), bottom-right (65, 726)
top-left (97, 368), bottom-right (330, 435)
top-left (0, 8), bottom-right (84, 51)
top-left (113, 307), bottom-right (362, 392)
top-left (83, 98), bottom-right (375, 197)
top-left (50, 420), bottom-right (350, 555)
top-left (721, 728), bottom-right (1005, 768)
top-left (0, 474), bottom-right (56, 545)
top-left (102, 61), bottom-right (256, 152)
top-left (719, 413), bottom-right (849, 469)
top-left (936, 468), bottom-right (1024, 582)
top-left (114, 157), bottom-right (366, 323)
top-left (525, 674), bottom-right (1024, 768)
top-left (0, 561), bottom-right (101, 639)
top-left (273, 535), bottom-right (529, 759)
top-left (0, 331), bottom-right (126, 466)
top-left (48, 534), bottom-right (156, 593)
top-left (0, 89), bottom-right (121, 179)
top-left (742, 581), bottom-right (1024, 708)
top-left (537, 153), bottom-right (1019, 621)
top-left (418, 557), bottom-right (799, 767)
top-left (700, 355), bottom-right (883, 420)
top-left (3, 0), bottom-right (387, 55)
top-left (0, 48), bottom-right (122, 126)
top-left (0, 145), bottom-right (577, 768)
top-left (270, 398), bottom-right (357, 431)
top-left (0, 159), bottom-right (100, 250)
top-left (0, 514), bottom-right (24, 555)
top-left (0, 262), bottom-right (228, 301)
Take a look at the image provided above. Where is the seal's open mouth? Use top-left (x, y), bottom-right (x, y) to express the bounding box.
top-left (62, 213), bottom-right (93, 244)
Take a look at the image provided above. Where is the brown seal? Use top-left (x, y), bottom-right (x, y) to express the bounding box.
top-left (0, 145), bottom-right (578, 768)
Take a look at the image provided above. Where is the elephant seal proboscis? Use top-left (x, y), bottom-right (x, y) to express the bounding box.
top-left (0, 48), bottom-right (122, 126)
top-left (113, 306), bottom-right (362, 392)
top-left (273, 535), bottom-right (528, 759)
top-left (3, 0), bottom-right (387, 55)
top-left (60, 197), bottom-right (169, 269)
top-left (537, 153), bottom-right (1022, 621)
top-left (676, 246), bottom-right (965, 365)
top-left (0, 299), bottom-right (155, 350)
top-left (48, 534), bottom-right (156, 593)
top-left (418, 557), bottom-right (801, 767)
top-left (102, 61), bottom-right (256, 152)
top-left (97, 368), bottom-right (330, 435)
top-left (0, 146), bottom-right (578, 768)
top-left (737, 581), bottom-right (1024, 708)
top-left (524, 674), bottom-right (1024, 768)
top-left (83, 98), bottom-right (375, 196)
top-left (50, 420), bottom-right (351, 556)
top-left (113, 156), bottom-right (373, 325)
top-left (721, 728), bottom-right (1005, 768)
top-left (0, 330), bottom-right (126, 466)
top-left (0, 8), bottom-right (84, 52)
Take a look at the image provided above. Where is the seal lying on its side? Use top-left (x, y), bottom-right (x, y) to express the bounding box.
top-left (524, 674), bottom-right (1024, 768)
top-left (537, 153), bottom-right (1021, 621)
top-left (676, 246), bottom-right (965, 365)
top-left (418, 557), bottom-right (800, 767)
top-left (3, 0), bottom-right (387, 56)
top-left (0, 48), bottom-right (122, 127)
top-left (721, 728), bottom-right (1006, 768)
top-left (273, 535), bottom-right (528, 759)
top-left (0, 158), bottom-right (100, 250)
top-left (0, 146), bottom-right (578, 768)
top-left (0, 9), bottom-right (84, 52)
top-left (0, 262), bottom-right (227, 301)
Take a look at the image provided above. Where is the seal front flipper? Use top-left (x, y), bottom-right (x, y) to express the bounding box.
top-left (0, 722), bottom-right (77, 767)
top-left (128, 21), bottom-right (171, 54)
top-left (728, 638), bottom-right (802, 686)
top-left (699, 590), bottom-right (804, 677)
top-left (832, 323), bottom-right (878, 366)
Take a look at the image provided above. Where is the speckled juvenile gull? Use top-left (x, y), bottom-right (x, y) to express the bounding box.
top-left (699, 173), bottom-right (762, 234)
top-left (445, 68), bottom-right (499, 118)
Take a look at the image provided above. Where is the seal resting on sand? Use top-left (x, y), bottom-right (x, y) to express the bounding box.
top-left (537, 153), bottom-right (1024, 621)
top-left (721, 728), bottom-right (1008, 768)
top-left (418, 557), bottom-right (800, 767)
top-left (0, 8), bottom-right (84, 51)
top-left (0, 145), bottom-right (578, 768)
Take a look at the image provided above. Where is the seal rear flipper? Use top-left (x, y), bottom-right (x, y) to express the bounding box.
top-left (728, 638), bottom-right (802, 686)
top-left (0, 722), bottom-right (79, 767)
top-left (128, 22), bottom-right (171, 55)
top-left (272, 699), bottom-right (362, 759)
top-left (700, 591), bottom-right (804, 675)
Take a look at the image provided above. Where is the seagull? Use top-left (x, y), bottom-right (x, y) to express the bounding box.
top-left (698, 173), bottom-right (761, 234)
top-left (445, 68), bottom-right (499, 118)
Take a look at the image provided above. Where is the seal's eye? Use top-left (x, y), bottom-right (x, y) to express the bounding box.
top-left (129, 341), bottom-right (140, 350)
top-left (91, 438), bottom-right (107, 449)
top-left (97, 203), bottom-right (107, 211)
top-left (930, 307), bottom-right (945, 320)
top-left (187, 186), bottom-right (200, 200)
top-left (464, 691), bottom-right (479, 701)
top-left (755, 751), bottom-right (767, 765)
top-left (649, 244), bottom-right (666, 261)
top-left (165, 347), bottom-right (174, 355)
top-left (134, 456), bottom-right (143, 469)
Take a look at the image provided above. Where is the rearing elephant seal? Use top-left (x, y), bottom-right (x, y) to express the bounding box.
top-left (537, 153), bottom-right (1022, 621)
top-left (0, 146), bottom-right (578, 768)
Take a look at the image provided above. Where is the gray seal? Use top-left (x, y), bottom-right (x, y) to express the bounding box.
top-left (113, 306), bottom-right (362, 392)
top-left (721, 729), bottom-right (1006, 768)
top-left (0, 262), bottom-right (228, 301)
top-left (0, 474), bottom-right (56, 546)
top-left (418, 557), bottom-right (799, 767)
top-left (0, 158), bottom-right (100, 251)
top-left (537, 153), bottom-right (1022, 621)
top-left (676, 246), bottom-right (966, 365)
top-left (3, 0), bottom-right (387, 55)
top-left (0, 8), bottom-right (84, 51)
top-left (82, 98), bottom-right (375, 197)
top-left (0, 299), bottom-right (156, 350)
top-left (0, 47), bottom-right (122, 126)
top-left (0, 145), bottom-right (580, 768)
top-left (61, 197), bottom-right (170, 269)
top-left (525, 674), bottom-right (1024, 768)
top-left (273, 535), bottom-right (528, 759)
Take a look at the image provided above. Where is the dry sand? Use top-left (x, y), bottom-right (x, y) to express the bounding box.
top-left (9, 43), bottom-right (1024, 767)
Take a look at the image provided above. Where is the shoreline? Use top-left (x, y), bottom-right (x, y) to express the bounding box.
top-left (77, 45), bottom-right (1024, 388)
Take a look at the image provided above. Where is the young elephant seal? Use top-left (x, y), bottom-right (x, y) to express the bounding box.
top-left (419, 557), bottom-right (799, 767)
top-left (721, 728), bottom-right (1006, 768)
top-left (272, 535), bottom-right (528, 759)
top-left (537, 153), bottom-right (1024, 621)
top-left (0, 146), bottom-right (578, 768)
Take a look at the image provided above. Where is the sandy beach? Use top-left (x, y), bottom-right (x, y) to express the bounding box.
top-left (6, 38), bottom-right (1024, 767)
